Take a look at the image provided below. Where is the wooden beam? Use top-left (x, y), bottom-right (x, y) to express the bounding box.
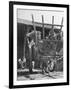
top-left (42, 15), bottom-right (45, 39)
top-left (18, 18), bottom-right (63, 27)
top-left (52, 16), bottom-right (54, 30)
top-left (32, 14), bottom-right (36, 32)
top-left (32, 14), bottom-right (37, 45)
top-left (60, 17), bottom-right (63, 30)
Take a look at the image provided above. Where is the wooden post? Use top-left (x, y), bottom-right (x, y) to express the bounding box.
top-left (29, 47), bottom-right (33, 73)
top-left (60, 17), bottom-right (63, 30)
top-left (23, 25), bottom-right (29, 59)
top-left (23, 38), bottom-right (26, 58)
top-left (42, 15), bottom-right (45, 39)
top-left (23, 26), bottom-right (26, 61)
top-left (32, 14), bottom-right (37, 45)
top-left (52, 16), bottom-right (54, 30)
top-left (32, 14), bottom-right (36, 32)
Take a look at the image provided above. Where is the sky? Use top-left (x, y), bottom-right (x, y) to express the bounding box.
top-left (17, 9), bottom-right (64, 25)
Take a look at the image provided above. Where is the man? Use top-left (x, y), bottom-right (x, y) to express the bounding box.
top-left (27, 37), bottom-right (35, 73)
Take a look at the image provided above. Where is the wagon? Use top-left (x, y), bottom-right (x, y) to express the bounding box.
top-left (22, 15), bottom-right (63, 73)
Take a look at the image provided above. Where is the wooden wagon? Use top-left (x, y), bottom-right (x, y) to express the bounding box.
top-left (19, 15), bottom-right (63, 73)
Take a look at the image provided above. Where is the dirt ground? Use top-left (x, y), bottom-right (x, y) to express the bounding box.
top-left (17, 69), bottom-right (63, 80)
